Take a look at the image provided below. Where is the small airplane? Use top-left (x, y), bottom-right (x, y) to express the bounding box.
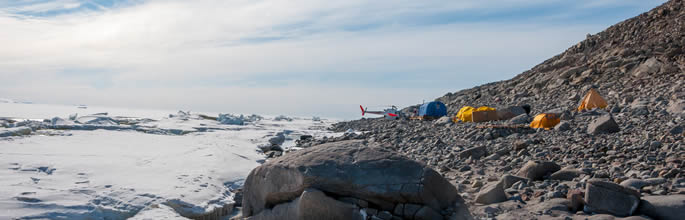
top-left (360, 105), bottom-right (400, 119)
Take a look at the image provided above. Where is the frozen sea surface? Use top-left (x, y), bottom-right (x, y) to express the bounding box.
top-left (0, 102), bottom-right (339, 219)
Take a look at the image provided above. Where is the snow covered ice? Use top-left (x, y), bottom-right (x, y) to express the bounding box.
top-left (0, 101), bottom-right (339, 219)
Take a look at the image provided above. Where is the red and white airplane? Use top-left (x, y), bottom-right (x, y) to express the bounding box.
top-left (360, 105), bottom-right (399, 119)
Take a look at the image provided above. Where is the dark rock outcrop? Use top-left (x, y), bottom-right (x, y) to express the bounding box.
top-left (242, 140), bottom-right (472, 220)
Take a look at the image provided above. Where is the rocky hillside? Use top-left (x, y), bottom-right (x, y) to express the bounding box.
top-left (433, 0), bottom-right (684, 116)
top-left (315, 1), bottom-right (685, 219)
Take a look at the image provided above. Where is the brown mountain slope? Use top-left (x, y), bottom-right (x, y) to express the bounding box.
top-left (433, 0), bottom-right (684, 116)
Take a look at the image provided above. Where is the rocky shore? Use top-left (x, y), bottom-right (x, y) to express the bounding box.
top-left (236, 0), bottom-right (685, 219)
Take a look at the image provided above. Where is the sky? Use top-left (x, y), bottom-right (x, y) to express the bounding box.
top-left (0, 0), bottom-right (668, 119)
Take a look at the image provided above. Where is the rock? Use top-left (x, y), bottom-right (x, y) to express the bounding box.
top-left (587, 114), bottom-right (620, 135)
top-left (567, 189), bottom-right (585, 212)
top-left (532, 198), bottom-right (571, 214)
top-left (377, 211), bottom-right (393, 220)
top-left (246, 188), bottom-right (363, 220)
top-left (459, 146), bottom-right (487, 160)
top-left (434, 116), bottom-right (452, 126)
top-left (497, 106), bottom-right (528, 120)
top-left (414, 206), bottom-right (442, 220)
top-left (610, 105), bottom-right (621, 113)
top-left (635, 195), bottom-right (685, 220)
top-left (670, 126), bottom-right (683, 135)
top-left (631, 58), bottom-right (662, 78)
top-left (620, 178), bottom-right (667, 190)
top-left (667, 100), bottom-right (685, 115)
top-left (585, 179), bottom-right (641, 217)
top-left (516, 160), bottom-right (561, 181)
top-left (513, 140), bottom-right (529, 151)
top-left (475, 180), bottom-right (506, 205)
top-left (501, 175), bottom-right (527, 189)
top-left (550, 168), bottom-right (584, 181)
top-left (242, 140), bottom-right (472, 219)
top-left (475, 175), bottom-right (526, 205)
top-left (509, 114), bottom-right (531, 124)
top-left (631, 105), bottom-right (650, 116)
top-left (555, 121), bottom-right (571, 131)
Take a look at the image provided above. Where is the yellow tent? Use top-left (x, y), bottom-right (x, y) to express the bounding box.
top-left (577, 88), bottom-right (608, 111)
top-left (454, 106), bottom-right (497, 122)
top-left (530, 113), bottom-right (561, 129)
top-left (455, 106), bottom-right (474, 122)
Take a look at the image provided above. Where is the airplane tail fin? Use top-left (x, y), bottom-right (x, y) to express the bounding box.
top-left (360, 105), bottom-right (365, 116)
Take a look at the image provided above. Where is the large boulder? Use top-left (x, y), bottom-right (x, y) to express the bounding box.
top-left (635, 195), bottom-right (685, 220)
top-left (587, 114), bottom-right (620, 135)
top-left (516, 161), bottom-right (561, 181)
top-left (242, 140), bottom-right (472, 220)
top-left (585, 179), bottom-right (641, 217)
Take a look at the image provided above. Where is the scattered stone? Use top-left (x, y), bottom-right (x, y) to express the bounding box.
top-left (550, 168), bottom-right (584, 181)
top-left (434, 116), bottom-right (452, 126)
top-left (459, 146), bottom-right (487, 160)
top-left (517, 161), bottom-right (561, 181)
top-left (585, 179), bottom-right (641, 217)
top-left (567, 189), bottom-right (585, 212)
top-left (587, 114), bottom-right (620, 135)
top-left (555, 121), bottom-right (571, 131)
top-left (509, 114), bottom-right (532, 124)
top-left (620, 178), bottom-right (667, 190)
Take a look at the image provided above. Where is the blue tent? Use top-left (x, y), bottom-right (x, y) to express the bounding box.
top-left (418, 101), bottom-right (447, 117)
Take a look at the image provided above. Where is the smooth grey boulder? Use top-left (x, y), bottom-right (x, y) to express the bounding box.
top-left (585, 179), bottom-right (641, 217)
top-left (550, 168), bottom-right (584, 181)
top-left (475, 181), bottom-right (506, 205)
top-left (620, 178), bottom-right (666, 190)
top-left (587, 114), bottom-right (620, 135)
top-left (635, 195), bottom-right (685, 220)
top-left (242, 140), bottom-right (472, 220)
top-left (516, 160), bottom-right (561, 181)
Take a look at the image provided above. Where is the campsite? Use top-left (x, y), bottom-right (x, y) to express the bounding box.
top-left (268, 1), bottom-right (685, 219)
